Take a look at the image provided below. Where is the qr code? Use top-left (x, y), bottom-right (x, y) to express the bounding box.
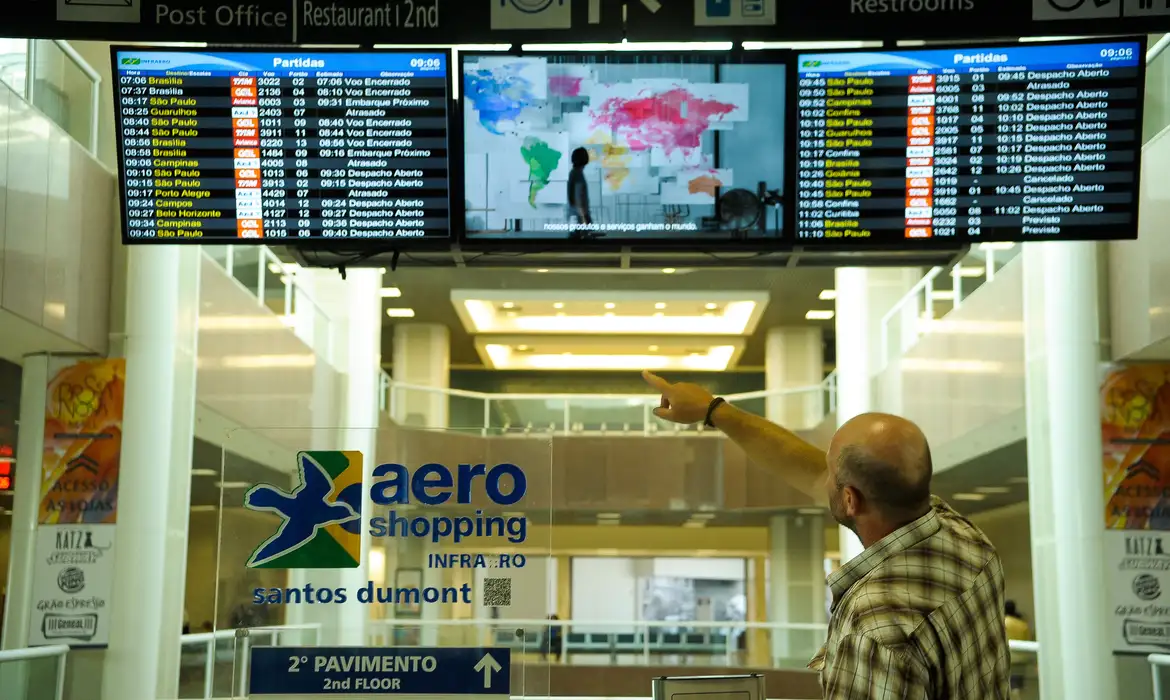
top-left (483, 577), bottom-right (512, 607)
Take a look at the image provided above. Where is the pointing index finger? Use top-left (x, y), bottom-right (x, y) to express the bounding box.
top-left (642, 370), bottom-right (671, 392)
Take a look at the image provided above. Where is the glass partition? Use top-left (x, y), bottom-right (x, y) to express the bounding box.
top-left (28, 40), bottom-right (97, 152)
top-left (211, 427), bottom-right (552, 700)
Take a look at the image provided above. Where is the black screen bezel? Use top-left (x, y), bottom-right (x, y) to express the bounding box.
top-left (109, 44), bottom-right (458, 248)
top-left (455, 48), bottom-right (794, 252)
top-left (784, 35), bottom-right (1150, 248)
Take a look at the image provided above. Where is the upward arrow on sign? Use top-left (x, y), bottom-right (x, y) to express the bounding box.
top-left (474, 653), bottom-right (502, 689)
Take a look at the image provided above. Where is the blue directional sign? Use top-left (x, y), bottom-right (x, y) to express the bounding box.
top-left (249, 647), bottom-right (511, 695)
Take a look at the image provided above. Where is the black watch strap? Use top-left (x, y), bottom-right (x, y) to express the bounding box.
top-left (704, 397), bottom-right (727, 427)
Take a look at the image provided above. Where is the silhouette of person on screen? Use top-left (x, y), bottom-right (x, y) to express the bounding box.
top-left (567, 147), bottom-right (593, 240)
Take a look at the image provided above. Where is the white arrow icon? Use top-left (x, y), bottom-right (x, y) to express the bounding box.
top-left (474, 653), bottom-right (502, 689)
top-left (641, 0), bottom-right (663, 12)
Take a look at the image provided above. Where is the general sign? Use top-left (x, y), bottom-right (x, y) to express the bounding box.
top-left (12, 0), bottom-right (1170, 44)
top-left (9, 0), bottom-right (623, 44)
top-left (249, 647), bottom-right (511, 696)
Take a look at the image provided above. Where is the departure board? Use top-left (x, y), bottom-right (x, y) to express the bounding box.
top-left (794, 40), bottom-right (1144, 244)
top-left (112, 49), bottom-right (452, 243)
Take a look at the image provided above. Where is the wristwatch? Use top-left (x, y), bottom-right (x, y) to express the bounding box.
top-left (704, 397), bottom-right (726, 428)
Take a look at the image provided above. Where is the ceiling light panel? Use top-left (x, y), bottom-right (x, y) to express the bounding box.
top-left (476, 336), bottom-right (744, 372)
top-left (452, 290), bottom-right (769, 336)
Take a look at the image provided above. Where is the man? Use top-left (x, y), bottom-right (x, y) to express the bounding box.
top-left (642, 371), bottom-right (1010, 699)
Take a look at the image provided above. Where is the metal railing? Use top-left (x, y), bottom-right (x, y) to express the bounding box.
top-left (381, 371), bottom-right (837, 435)
top-left (0, 644), bottom-right (68, 700)
top-left (25, 40), bottom-right (101, 155)
top-left (179, 623), bottom-right (320, 699)
top-left (1150, 653), bottom-right (1170, 700)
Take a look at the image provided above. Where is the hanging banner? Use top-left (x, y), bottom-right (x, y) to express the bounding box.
top-left (1102, 364), bottom-right (1170, 653)
top-left (27, 523), bottom-right (118, 647)
top-left (1101, 364), bottom-right (1170, 530)
top-left (39, 357), bottom-right (126, 525)
top-left (1105, 529), bottom-right (1170, 653)
top-left (26, 357), bottom-right (126, 647)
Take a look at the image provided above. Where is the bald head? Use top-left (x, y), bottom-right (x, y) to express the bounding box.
top-left (828, 413), bottom-right (933, 522)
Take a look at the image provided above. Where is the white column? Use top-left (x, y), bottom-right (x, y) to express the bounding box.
top-left (834, 267), bottom-right (920, 562)
top-left (391, 324), bottom-right (450, 428)
top-left (768, 514), bottom-right (825, 664)
top-left (1, 354), bottom-right (49, 651)
top-left (103, 246), bottom-right (200, 700)
top-left (764, 327), bottom-right (825, 430)
top-left (284, 269), bottom-right (383, 646)
top-left (1022, 242), bottom-right (1114, 700)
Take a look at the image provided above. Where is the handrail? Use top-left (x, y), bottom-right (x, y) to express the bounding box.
top-left (1152, 653), bottom-right (1170, 700)
top-left (384, 379), bottom-right (831, 402)
top-left (180, 623), bottom-right (320, 699)
top-left (0, 644), bottom-right (69, 700)
top-left (370, 618), bottom-right (829, 631)
top-left (1008, 639), bottom-right (1038, 653)
top-left (1149, 34), bottom-right (1170, 64)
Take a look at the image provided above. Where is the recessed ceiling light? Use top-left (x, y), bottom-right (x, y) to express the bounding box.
top-left (703, 311), bottom-right (714, 317)
top-left (806, 310), bottom-right (835, 320)
top-left (648, 345), bottom-right (659, 351)
top-left (378, 267), bottom-right (387, 274)
top-left (655, 302), bottom-right (667, 309)
top-left (190, 505), bottom-right (218, 512)
top-left (191, 469), bottom-right (218, 477)
top-left (506, 311), bottom-right (518, 317)
top-left (562, 352), bottom-right (572, 356)
top-left (705, 303), bottom-right (718, 310)
top-left (556, 311), bottom-right (566, 317)
top-left (386, 308), bottom-right (416, 318)
top-left (1008, 477), bottom-right (1029, 485)
top-left (797, 508), bottom-right (824, 515)
top-left (974, 486), bottom-right (1011, 494)
top-left (682, 521), bottom-right (706, 528)
top-left (691, 513), bottom-right (716, 520)
top-left (604, 312), bottom-right (615, 317)
top-left (662, 268), bottom-right (676, 274)
top-left (517, 345), bottom-right (529, 351)
top-left (553, 302), bottom-right (564, 309)
top-left (597, 519), bottom-right (621, 526)
top-left (819, 289), bottom-right (837, 301)
top-left (537, 268), bottom-right (550, 272)
top-left (952, 493), bottom-right (987, 501)
top-left (380, 287), bottom-right (402, 298)
top-left (502, 302), bottom-right (515, 309)
top-left (654, 312), bottom-right (664, 317)
top-left (215, 481), bottom-right (251, 489)
top-left (604, 303), bottom-right (616, 309)
top-left (954, 266), bottom-right (985, 278)
top-left (597, 513), bottom-right (621, 519)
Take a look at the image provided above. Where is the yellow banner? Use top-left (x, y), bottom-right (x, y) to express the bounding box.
top-left (1102, 364), bottom-right (1170, 530)
top-left (39, 358), bottom-right (126, 525)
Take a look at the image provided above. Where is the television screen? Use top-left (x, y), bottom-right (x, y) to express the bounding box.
top-left (793, 38), bottom-right (1145, 244)
top-left (112, 48), bottom-right (452, 244)
top-left (460, 52), bottom-right (787, 244)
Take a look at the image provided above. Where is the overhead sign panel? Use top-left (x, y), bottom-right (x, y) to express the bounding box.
top-left (624, 0), bottom-right (1170, 42)
top-left (249, 647), bottom-right (511, 696)
top-left (6, 0), bottom-right (623, 44)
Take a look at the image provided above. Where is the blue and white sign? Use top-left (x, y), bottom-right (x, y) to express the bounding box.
top-left (249, 647), bottom-right (511, 696)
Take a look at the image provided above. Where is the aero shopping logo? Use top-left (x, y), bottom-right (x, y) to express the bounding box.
top-left (245, 451), bottom-right (364, 569)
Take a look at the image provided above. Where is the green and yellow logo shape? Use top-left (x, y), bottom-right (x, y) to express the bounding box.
top-left (120, 57), bottom-right (141, 65)
top-left (243, 451), bottom-right (363, 569)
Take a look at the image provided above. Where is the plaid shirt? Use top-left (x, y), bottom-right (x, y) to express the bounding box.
top-left (808, 497), bottom-right (1011, 699)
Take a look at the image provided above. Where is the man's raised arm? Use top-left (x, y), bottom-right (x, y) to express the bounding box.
top-left (642, 371), bottom-right (829, 504)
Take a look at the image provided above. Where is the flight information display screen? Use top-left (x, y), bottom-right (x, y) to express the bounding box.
top-left (112, 48), bottom-right (452, 243)
top-left (794, 39), bottom-right (1144, 244)
top-left (461, 52), bottom-right (787, 244)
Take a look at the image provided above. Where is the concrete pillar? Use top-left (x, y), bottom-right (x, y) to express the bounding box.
top-left (745, 556), bottom-right (768, 667)
top-left (1022, 242), bottom-right (1115, 700)
top-left (391, 324), bottom-right (450, 429)
top-left (768, 514), bottom-right (825, 664)
top-left (102, 245), bottom-right (200, 700)
top-left (764, 327), bottom-right (825, 430)
top-left (833, 267), bottom-right (920, 563)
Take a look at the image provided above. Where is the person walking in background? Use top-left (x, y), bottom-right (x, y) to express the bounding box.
top-left (1004, 601), bottom-right (1031, 698)
top-left (540, 614), bottom-right (563, 661)
top-left (643, 370), bottom-right (1010, 699)
top-left (567, 147), bottom-right (592, 239)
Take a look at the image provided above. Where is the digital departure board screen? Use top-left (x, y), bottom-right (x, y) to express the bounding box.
top-left (112, 48), bottom-right (452, 244)
top-left (794, 39), bottom-right (1144, 244)
top-left (461, 52), bottom-right (786, 244)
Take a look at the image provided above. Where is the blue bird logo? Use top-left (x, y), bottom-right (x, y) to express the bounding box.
top-left (243, 453), bottom-right (360, 567)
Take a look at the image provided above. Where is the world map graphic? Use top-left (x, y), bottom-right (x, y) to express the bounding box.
top-left (589, 87), bottom-right (737, 159)
top-left (520, 136), bottom-right (562, 207)
top-left (463, 63), bottom-right (539, 135)
top-left (688, 174), bottom-right (724, 197)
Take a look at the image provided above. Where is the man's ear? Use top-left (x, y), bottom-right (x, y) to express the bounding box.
top-left (841, 484), bottom-right (863, 517)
